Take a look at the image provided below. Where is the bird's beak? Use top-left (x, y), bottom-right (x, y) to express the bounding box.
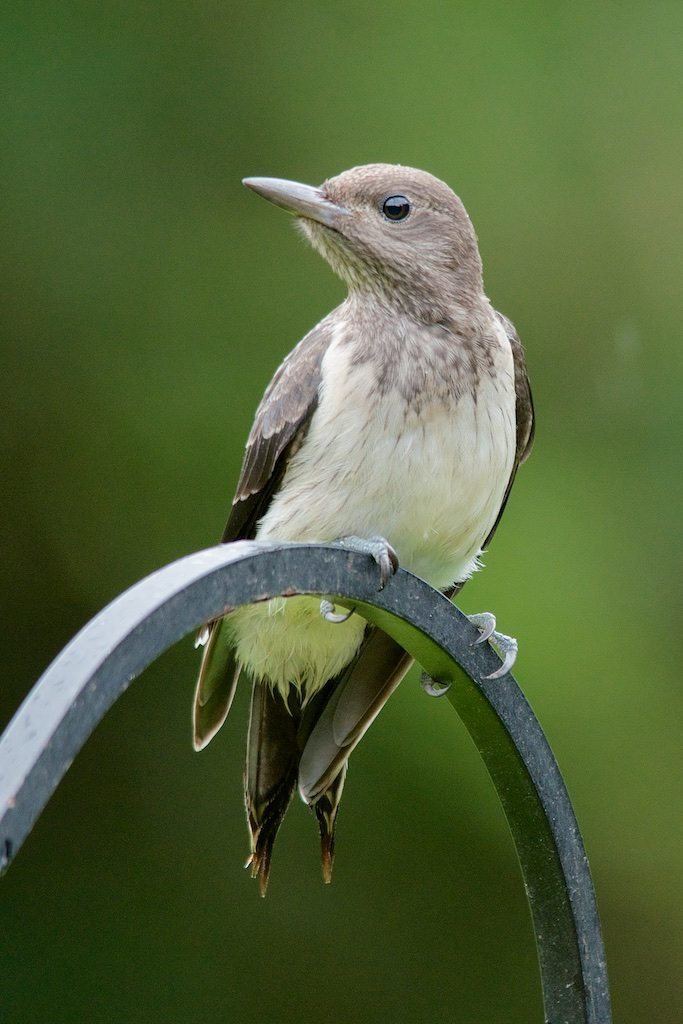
top-left (243, 176), bottom-right (348, 229)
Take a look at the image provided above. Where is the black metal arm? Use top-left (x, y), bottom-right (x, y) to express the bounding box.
top-left (0, 541), bottom-right (611, 1024)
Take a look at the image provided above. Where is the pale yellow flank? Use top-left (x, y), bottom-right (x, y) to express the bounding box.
top-left (225, 596), bottom-right (366, 698)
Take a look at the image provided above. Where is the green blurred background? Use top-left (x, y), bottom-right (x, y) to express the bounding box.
top-left (2, 2), bottom-right (682, 1021)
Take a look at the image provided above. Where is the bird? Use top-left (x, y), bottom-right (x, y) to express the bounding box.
top-left (192, 163), bottom-right (534, 894)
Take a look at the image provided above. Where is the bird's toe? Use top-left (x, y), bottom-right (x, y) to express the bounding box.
top-left (420, 672), bottom-right (452, 697)
top-left (334, 535), bottom-right (399, 590)
top-left (320, 599), bottom-right (353, 623)
top-left (468, 612), bottom-right (518, 680)
top-left (483, 631), bottom-right (518, 679)
top-left (468, 611), bottom-right (497, 644)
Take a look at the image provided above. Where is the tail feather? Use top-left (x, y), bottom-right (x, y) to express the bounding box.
top-left (193, 619), bottom-right (240, 751)
top-left (198, 622), bottom-right (418, 892)
top-left (245, 681), bottom-right (300, 895)
top-left (314, 764), bottom-right (347, 884)
top-left (245, 674), bottom-right (352, 892)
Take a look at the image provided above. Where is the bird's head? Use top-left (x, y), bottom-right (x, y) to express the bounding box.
top-left (243, 164), bottom-right (483, 321)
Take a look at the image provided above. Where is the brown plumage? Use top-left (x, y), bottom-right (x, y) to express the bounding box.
top-left (193, 164), bottom-right (534, 894)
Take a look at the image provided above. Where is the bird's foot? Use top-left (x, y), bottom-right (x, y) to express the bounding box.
top-left (333, 535), bottom-right (399, 590)
top-left (469, 612), bottom-right (518, 680)
top-left (420, 672), bottom-right (451, 698)
top-left (319, 599), bottom-right (353, 624)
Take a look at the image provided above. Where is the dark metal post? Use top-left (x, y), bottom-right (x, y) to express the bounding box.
top-left (0, 541), bottom-right (611, 1023)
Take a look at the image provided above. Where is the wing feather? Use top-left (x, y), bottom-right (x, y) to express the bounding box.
top-left (193, 314), bottom-right (335, 747)
top-left (298, 629), bottom-right (413, 804)
top-left (482, 311), bottom-right (535, 547)
top-left (222, 314), bottom-right (335, 541)
top-left (497, 310), bottom-right (535, 468)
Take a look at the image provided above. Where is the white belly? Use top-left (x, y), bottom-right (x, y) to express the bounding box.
top-left (259, 326), bottom-right (516, 587)
top-left (228, 323), bottom-right (517, 694)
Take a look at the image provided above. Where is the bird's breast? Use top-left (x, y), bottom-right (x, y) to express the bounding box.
top-left (258, 319), bottom-right (517, 590)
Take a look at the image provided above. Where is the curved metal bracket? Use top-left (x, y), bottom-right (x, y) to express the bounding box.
top-left (0, 541), bottom-right (611, 1023)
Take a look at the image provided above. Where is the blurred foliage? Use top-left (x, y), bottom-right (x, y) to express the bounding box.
top-left (1, 2), bottom-right (682, 1022)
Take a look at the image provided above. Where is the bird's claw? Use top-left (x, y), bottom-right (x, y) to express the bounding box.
top-left (420, 672), bottom-right (451, 698)
top-left (468, 611), bottom-right (518, 679)
top-left (468, 611), bottom-right (497, 644)
top-left (483, 632), bottom-right (518, 679)
top-left (320, 599), bottom-right (353, 624)
top-left (334, 535), bottom-right (399, 590)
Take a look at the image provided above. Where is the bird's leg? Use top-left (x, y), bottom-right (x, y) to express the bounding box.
top-left (469, 612), bottom-right (518, 679)
top-left (420, 672), bottom-right (451, 697)
top-left (319, 600), bottom-right (353, 624)
top-left (331, 535), bottom-right (399, 590)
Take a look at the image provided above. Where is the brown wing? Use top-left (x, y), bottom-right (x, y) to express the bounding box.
top-left (482, 311), bottom-right (535, 548)
top-left (298, 629), bottom-right (414, 804)
top-left (222, 314), bottom-right (336, 542)
top-left (502, 312), bottom-right (535, 467)
top-left (193, 315), bottom-right (335, 750)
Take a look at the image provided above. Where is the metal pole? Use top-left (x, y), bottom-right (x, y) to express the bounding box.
top-left (0, 541), bottom-right (610, 1023)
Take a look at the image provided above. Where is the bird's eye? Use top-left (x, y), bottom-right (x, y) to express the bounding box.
top-left (381, 195), bottom-right (411, 222)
